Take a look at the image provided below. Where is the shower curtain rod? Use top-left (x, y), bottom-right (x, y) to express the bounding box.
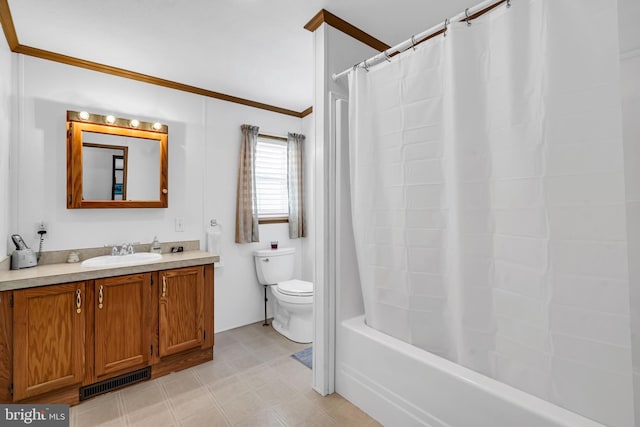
top-left (332, 0), bottom-right (509, 81)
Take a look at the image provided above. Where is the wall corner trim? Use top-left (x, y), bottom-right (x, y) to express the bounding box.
top-left (304, 9), bottom-right (391, 52)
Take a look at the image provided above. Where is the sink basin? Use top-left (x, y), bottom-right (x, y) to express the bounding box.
top-left (81, 252), bottom-right (162, 268)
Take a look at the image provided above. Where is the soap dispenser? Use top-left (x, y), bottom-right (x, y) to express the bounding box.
top-left (150, 236), bottom-right (162, 254)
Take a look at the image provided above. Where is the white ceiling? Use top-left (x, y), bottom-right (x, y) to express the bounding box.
top-left (7, 0), bottom-right (474, 113)
top-left (7, 1), bottom-right (640, 114)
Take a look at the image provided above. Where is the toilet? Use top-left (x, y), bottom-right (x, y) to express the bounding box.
top-left (254, 247), bottom-right (313, 343)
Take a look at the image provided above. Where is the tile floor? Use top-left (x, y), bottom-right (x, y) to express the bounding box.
top-left (71, 321), bottom-right (381, 426)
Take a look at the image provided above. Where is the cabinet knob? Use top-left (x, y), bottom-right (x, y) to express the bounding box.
top-left (98, 285), bottom-right (104, 309)
top-left (76, 289), bottom-right (82, 314)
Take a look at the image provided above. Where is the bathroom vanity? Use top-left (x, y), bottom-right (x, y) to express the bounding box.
top-left (0, 250), bottom-right (217, 405)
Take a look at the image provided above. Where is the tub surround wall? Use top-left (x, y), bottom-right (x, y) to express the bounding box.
top-left (8, 54), bottom-right (303, 333)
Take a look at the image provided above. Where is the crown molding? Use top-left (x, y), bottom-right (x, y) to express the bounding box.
top-left (0, 0), bottom-right (312, 118)
top-left (304, 9), bottom-right (391, 52)
top-left (300, 106), bottom-right (313, 118)
top-left (14, 45), bottom-right (305, 117)
top-left (0, 0), bottom-right (18, 50)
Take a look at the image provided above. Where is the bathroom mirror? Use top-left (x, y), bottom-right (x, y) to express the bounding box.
top-left (67, 111), bottom-right (168, 208)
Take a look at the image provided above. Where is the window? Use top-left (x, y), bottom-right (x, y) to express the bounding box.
top-left (255, 137), bottom-right (288, 222)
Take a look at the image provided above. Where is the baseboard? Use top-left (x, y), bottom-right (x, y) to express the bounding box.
top-left (151, 347), bottom-right (213, 379)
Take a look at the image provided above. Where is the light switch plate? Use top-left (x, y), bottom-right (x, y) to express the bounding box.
top-left (175, 217), bottom-right (184, 232)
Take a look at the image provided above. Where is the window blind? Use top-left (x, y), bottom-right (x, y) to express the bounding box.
top-left (255, 138), bottom-right (288, 219)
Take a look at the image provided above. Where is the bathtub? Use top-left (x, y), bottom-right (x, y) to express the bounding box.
top-left (336, 315), bottom-right (605, 427)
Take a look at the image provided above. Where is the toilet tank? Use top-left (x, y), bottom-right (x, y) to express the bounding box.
top-left (254, 247), bottom-right (295, 285)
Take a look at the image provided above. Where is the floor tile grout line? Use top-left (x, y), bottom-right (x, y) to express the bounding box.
top-left (117, 390), bottom-right (132, 427)
top-left (156, 374), bottom-right (182, 426)
top-left (191, 363), bottom-right (235, 426)
top-left (202, 328), bottom-right (301, 426)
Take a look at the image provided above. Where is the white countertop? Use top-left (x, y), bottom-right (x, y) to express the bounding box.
top-left (0, 250), bottom-right (219, 291)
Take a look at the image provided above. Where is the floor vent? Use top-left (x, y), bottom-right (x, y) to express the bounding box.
top-left (79, 367), bottom-right (151, 401)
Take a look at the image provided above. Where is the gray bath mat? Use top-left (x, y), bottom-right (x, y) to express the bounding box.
top-left (292, 347), bottom-right (312, 369)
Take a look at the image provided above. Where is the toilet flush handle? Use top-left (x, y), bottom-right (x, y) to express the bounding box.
top-left (263, 258), bottom-right (270, 262)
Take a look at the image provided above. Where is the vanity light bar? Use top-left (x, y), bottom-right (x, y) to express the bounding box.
top-left (67, 110), bottom-right (168, 134)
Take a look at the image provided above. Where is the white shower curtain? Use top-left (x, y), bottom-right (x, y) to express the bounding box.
top-left (348, 0), bottom-right (633, 425)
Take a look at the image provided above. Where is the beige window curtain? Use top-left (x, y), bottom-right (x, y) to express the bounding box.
top-left (287, 132), bottom-right (305, 238)
top-left (235, 124), bottom-right (260, 243)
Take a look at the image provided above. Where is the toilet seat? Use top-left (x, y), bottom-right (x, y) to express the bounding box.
top-left (277, 279), bottom-right (313, 296)
top-left (271, 283), bottom-right (313, 305)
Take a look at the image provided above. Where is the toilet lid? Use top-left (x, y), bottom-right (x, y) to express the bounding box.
top-left (277, 279), bottom-right (313, 296)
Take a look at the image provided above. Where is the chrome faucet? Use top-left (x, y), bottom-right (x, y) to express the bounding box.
top-left (111, 243), bottom-right (135, 256)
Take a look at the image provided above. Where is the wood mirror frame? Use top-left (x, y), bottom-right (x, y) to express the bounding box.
top-left (66, 111), bottom-right (168, 208)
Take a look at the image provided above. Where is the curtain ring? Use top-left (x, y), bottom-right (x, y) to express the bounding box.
top-left (465, 8), bottom-right (472, 26)
top-left (443, 18), bottom-right (450, 37)
top-left (384, 51), bottom-right (392, 62)
top-left (506, 0), bottom-right (511, 7)
top-left (411, 35), bottom-right (417, 50)
top-left (363, 59), bottom-right (369, 72)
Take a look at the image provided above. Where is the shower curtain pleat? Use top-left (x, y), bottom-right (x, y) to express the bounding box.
top-left (347, 0), bottom-right (633, 425)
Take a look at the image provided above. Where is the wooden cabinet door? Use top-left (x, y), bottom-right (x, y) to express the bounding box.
top-left (95, 274), bottom-right (151, 377)
top-left (159, 267), bottom-right (204, 357)
top-left (13, 283), bottom-right (85, 401)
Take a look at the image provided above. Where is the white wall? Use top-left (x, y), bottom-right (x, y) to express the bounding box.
top-left (11, 55), bottom-right (304, 332)
top-left (0, 35), bottom-right (15, 260)
top-left (202, 98), bottom-right (303, 332)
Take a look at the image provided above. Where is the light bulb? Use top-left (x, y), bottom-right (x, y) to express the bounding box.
top-left (79, 111), bottom-right (89, 120)
top-left (130, 119), bottom-right (140, 128)
top-left (105, 115), bottom-right (116, 124)
top-left (152, 122), bottom-right (162, 130)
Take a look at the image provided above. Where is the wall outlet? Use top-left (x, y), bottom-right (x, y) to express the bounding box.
top-left (175, 217), bottom-right (185, 232)
top-left (37, 221), bottom-right (47, 235)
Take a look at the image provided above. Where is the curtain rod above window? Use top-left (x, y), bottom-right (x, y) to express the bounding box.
top-left (332, 0), bottom-right (509, 81)
top-left (259, 133), bottom-right (288, 142)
